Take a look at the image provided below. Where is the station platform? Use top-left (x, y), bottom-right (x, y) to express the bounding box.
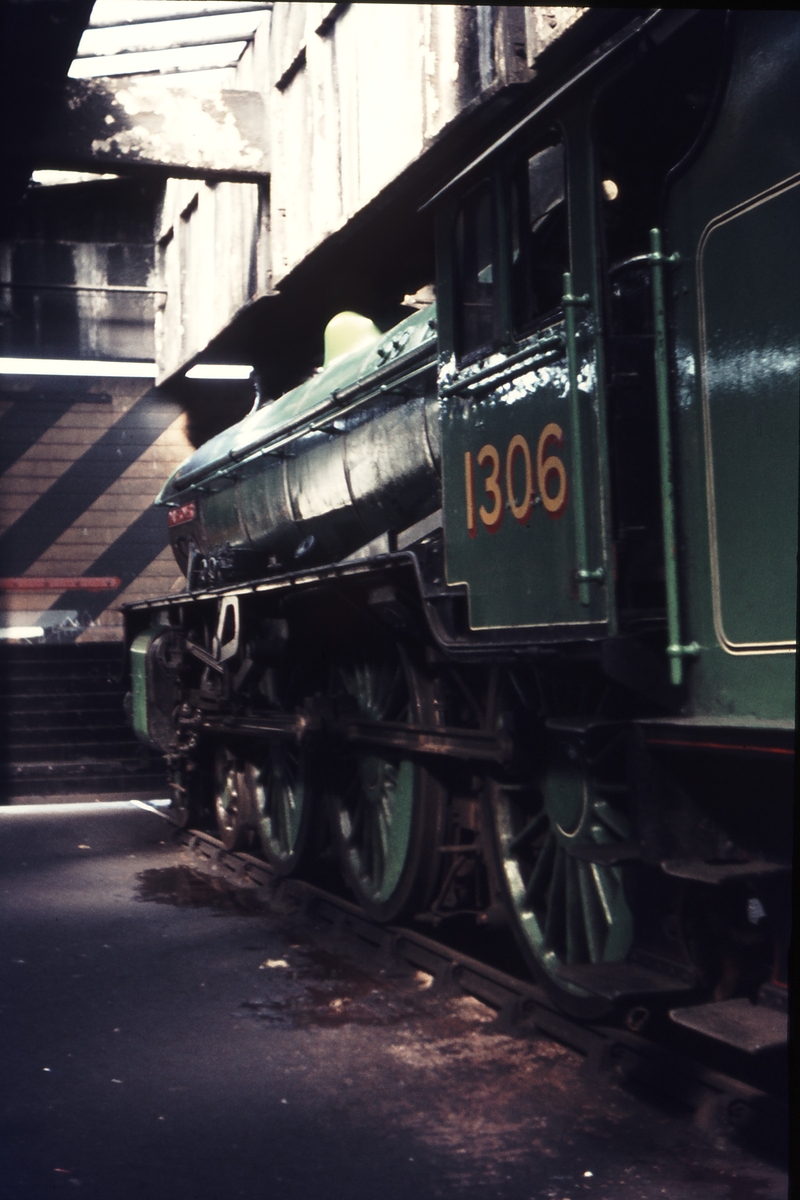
top-left (0, 798), bottom-right (787, 1200)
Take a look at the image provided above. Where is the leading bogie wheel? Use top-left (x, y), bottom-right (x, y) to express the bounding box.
top-left (327, 642), bottom-right (447, 924)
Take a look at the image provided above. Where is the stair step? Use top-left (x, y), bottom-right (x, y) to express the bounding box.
top-left (669, 998), bottom-right (787, 1053)
top-left (2, 753), bottom-right (159, 772)
top-left (554, 960), bottom-right (696, 1002)
top-left (1, 697), bottom-right (126, 711)
top-left (2, 758), bottom-right (164, 780)
top-left (3, 724), bottom-right (130, 744)
top-left (2, 773), bottom-right (168, 799)
top-left (0, 682), bottom-right (125, 699)
top-left (3, 712), bottom-right (128, 732)
top-left (1, 740), bottom-right (151, 763)
top-left (0, 644), bottom-right (160, 799)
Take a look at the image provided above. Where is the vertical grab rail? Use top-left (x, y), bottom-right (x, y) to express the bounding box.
top-left (648, 228), bottom-right (699, 685)
top-left (562, 272), bottom-right (603, 606)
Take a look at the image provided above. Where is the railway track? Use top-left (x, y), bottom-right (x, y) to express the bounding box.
top-left (136, 802), bottom-right (786, 1151)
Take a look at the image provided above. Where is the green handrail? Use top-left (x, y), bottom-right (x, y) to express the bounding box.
top-left (562, 272), bottom-right (603, 606)
top-left (648, 228), bottom-right (699, 684)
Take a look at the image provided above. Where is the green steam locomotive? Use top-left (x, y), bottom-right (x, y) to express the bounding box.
top-left (124, 10), bottom-right (795, 1041)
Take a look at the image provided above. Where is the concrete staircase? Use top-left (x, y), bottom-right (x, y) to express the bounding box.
top-left (0, 643), bottom-right (167, 800)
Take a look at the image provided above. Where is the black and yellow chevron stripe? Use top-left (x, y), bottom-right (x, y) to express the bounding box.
top-left (0, 380), bottom-right (192, 641)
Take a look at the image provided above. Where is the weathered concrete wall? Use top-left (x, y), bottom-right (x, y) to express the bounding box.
top-left (155, 175), bottom-right (268, 383)
top-left (156, 4), bottom-right (588, 382)
top-left (34, 77), bottom-right (268, 181)
top-left (153, 9), bottom-right (273, 383)
top-left (0, 177), bottom-right (160, 363)
top-left (267, 3), bottom-right (466, 282)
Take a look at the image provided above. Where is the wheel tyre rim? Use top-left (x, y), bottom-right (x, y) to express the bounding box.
top-left (253, 741), bottom-right (305, 868)
top-left (494, 769), bottom-right (634, 998)
top-left (337, 754), bottom-right (415, 905)
top-left (215, 752), bottom-right (244, 843)
top-left (330, 649), bottom-right (436, 917)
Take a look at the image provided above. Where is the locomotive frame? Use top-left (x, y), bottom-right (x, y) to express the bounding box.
top-left (123, 9), bottom-right (795, 1044)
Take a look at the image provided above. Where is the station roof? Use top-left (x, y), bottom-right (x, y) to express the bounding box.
top-left (71, 1), bottom-right (271, 86)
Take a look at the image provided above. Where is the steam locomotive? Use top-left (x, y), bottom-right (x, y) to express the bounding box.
top-left (124, 10), bottom-right (795, 1040)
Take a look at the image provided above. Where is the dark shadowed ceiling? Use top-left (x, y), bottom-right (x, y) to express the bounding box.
top-left (0, 0), bottom-right (95, 238)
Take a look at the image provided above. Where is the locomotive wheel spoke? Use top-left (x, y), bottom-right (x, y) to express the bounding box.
top-left (593, 798), bottom-right (630, 839)
top-left (544, 847), bottom-right (567, 955)
top-left (327, 643), bottom-right (447, 923)
top-left (523, 829), bottom-right (555, 907)
top-left (577, 860), bottom-right (605, 964)
top-left (509, 810), bottom-right (548, 853)
top-left (566, 856), bottom-right (588, 963)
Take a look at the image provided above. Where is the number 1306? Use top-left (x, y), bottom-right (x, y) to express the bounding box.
top-left (464, 423), bottom-right (569, 537)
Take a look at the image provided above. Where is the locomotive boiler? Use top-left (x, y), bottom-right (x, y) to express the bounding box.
top-left (124, 7), bottom-right (795, 1048)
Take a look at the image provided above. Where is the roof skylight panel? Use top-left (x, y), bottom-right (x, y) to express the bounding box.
top-left (69, 41), bottom-right (250, 78)
top-left (87, 2), bottom-right (269, 29)
top-left (76, 9), bottom-right (266, 58)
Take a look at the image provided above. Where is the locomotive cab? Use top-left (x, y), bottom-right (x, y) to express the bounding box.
top-left (433, 9), bottom-right (729, 660)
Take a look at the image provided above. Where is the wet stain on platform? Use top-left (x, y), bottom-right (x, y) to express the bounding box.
top-left (134, 863), bottom-right (466, 1029)
top-left (236, 941), bottom-right (441, 1029)
top-left (136, 864), bottom-right (267, 914)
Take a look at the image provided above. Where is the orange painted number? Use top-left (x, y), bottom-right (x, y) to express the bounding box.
top-left (505, 434), bottom-right (534, 524)
top-left (465, 451), bottom-right (477, 538)
top-left (477, 444), bottom-right (503, 532)
top-left (464, 425), bottom-right (568, 534)
top-left (536, 423), bottom-right (568, 518)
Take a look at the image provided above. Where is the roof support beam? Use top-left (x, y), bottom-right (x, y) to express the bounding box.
top-left (32, 77), bottom-right (268, 181)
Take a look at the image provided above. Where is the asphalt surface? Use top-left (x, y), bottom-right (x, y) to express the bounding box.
top-left (0, 800), bottom-right (789, 1200)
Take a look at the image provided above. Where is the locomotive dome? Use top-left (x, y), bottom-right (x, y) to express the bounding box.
top-left (323, 311), bottom-right (381, 367)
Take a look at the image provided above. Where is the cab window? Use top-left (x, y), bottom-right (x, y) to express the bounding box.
top-left (454, 183), bottom-right (495, 365)
top-left (511, 139), bottom-right (568, 338)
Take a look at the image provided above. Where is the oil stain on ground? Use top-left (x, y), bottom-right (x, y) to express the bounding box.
top-left (136, 864), bottom-right (268, 914)
top-left (236, 941), bottom-right (457, 1030)
top-left (135, 861), bottom-right (492, 1033)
